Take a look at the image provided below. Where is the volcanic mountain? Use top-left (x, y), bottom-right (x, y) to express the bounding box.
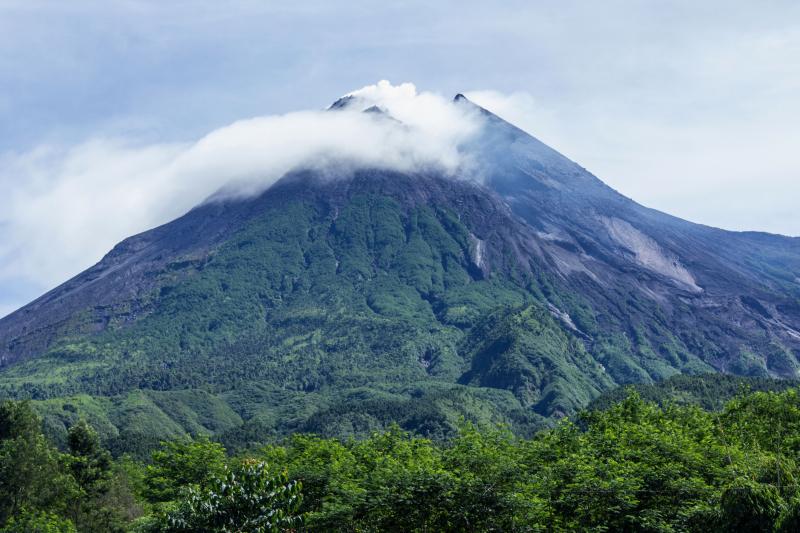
top-left (1, 94), bottom-right (799, 453)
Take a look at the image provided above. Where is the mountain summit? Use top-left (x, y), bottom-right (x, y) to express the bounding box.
top-left (1, 93), bottom-right (799, 452)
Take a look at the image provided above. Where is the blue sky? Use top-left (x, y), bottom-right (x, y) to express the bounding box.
top-left (1, 1), bottom-right (799, 316)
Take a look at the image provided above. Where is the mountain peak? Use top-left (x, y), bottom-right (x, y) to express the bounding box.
top-left (1, 83), bottom-right (800, 452)
top-left (327, 95), bottom-right (357, 110)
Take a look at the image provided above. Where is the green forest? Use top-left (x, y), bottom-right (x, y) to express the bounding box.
top-left (4, 379), bottom-right (800, 532)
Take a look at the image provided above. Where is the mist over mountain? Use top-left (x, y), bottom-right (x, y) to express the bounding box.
top-left (0, 81), bottom-right (483, 300)
top-left (1, 85), bottom-right (799, 452)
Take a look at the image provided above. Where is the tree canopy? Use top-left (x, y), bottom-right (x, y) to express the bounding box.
top-left (5, 387), bottom-right (800, 531)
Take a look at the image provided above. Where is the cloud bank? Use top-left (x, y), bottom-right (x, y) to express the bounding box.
top-left (0, 81), bottom-right (484, 307)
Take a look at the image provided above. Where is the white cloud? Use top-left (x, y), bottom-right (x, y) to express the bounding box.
top-left (0, 81), bottom-right (484, 304)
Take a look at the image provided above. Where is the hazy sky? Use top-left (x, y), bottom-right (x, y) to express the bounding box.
top-left (1, 0), bottom-right (799, 316)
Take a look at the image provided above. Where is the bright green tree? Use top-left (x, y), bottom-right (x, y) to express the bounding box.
top-left (0, 401), bottom-right (74, 525)
top-left (68, 420), bottom-right (113, 494)
top-left (0, 510), bottom-right (76, 533)
top-left (144, 437), bottom-right (227, 503)
top-left (66, 420), bottom-right (128, 532)
top-left (157, 460), bottom-right (302, 532)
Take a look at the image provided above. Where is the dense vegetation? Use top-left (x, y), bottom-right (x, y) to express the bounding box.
top-left (589, 372), bottom-right (800, 412)
top-left (6, 381), bottom-right (800, 531)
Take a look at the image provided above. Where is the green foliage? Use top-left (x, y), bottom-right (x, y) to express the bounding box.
top-left (9, 388), bottom-right (800, 530)
top-left (718, 482), bottom-right (786, 532)
top-left (0, 510), bottom-right (76, 533)
top-left (254, 389), bottom-right (800, 531)
top-left (144, 438), bottom-right (227, 503)
top-left (0, 402), bottom-right (140, 532)
top-left (547, 395), bottom-right (727, 530)
top-left (68, 420), bottom-right (113, 493)
top-left (0, 401), bottom-right (74, 524)
top-left (65, 419), bottom-right (134, 532)
top-left (460, 304), bottom-right (612, 416)
top-left (589, 372), bottom-right (800, 412)
top-left (154, 461), bottom-right (302, 533)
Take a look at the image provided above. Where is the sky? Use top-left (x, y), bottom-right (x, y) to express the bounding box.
top-left (0, 0), bottom-right (799, 317)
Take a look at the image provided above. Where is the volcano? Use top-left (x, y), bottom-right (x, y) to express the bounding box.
top-left (1, 93), bottom-right (799, 453)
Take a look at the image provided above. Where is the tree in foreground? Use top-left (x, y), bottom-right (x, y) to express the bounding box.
top-left (0, 401), bottom-right (74, 526)
top-left (153, 460), bottom-right (302, 532)
top-left (144, 437), bottom-right (227, 503)
top-left (0, 509), bottom-right (76, 533)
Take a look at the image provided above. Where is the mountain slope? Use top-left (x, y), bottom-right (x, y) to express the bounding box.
top-left (462, 94), bottom-right (800, 379)
top-left (1, 94), bottom-right (798, 452)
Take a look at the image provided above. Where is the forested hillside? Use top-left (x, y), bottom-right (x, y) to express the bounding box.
top-left (4, 385), bottom-right (800, 531)
top-left (589, 372), bottom-right (800, 411)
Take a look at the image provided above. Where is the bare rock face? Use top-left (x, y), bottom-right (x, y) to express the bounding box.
top-left (599, 216), bottom-right (701, 293)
